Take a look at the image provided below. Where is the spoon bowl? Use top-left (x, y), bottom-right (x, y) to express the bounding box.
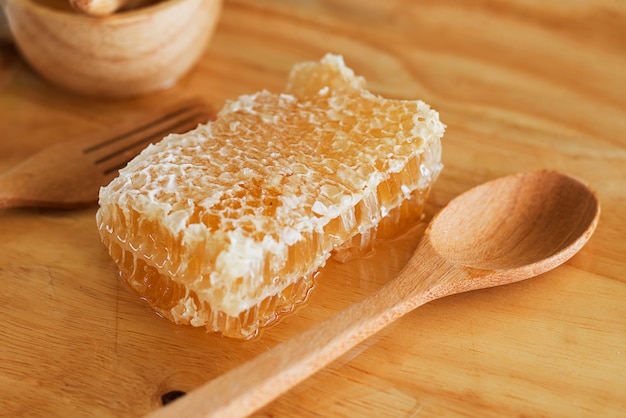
top-left (147, 170), bottom-right (600, 418)
top-left (429, 170), bottom-right (599, 271)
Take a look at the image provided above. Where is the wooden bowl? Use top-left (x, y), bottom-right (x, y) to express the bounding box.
top-left (1, 0), bottom-right (222, 97)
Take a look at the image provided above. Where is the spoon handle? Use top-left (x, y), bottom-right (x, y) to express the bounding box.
top-left (147, 239), bottom-right (460, 418)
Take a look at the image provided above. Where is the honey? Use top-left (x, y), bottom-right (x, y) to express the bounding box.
top-left (96, 54), bottom-right (445, 339)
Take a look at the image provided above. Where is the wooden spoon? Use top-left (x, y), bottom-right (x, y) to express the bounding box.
top-left (147, 170), bottom-right (600, 418)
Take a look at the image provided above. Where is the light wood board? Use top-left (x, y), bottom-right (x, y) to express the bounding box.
top-left (1, 0), bottom-right (625, 416)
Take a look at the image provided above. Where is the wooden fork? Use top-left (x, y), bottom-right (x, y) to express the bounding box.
top-left (0, 99), bottom-right (213, 209)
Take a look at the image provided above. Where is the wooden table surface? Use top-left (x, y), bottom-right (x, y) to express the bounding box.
top-left (1, 0), bottom-right (625, 416)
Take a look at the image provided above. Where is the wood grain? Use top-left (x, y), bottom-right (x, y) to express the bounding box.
top-left (1, 0), bottom-right (625, 417)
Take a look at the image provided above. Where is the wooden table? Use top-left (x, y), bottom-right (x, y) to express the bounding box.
top-left (1, 0), bottom-right (625, 416)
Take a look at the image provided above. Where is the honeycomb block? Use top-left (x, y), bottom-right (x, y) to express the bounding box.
top-left (96, 54), bottom-right (445, 339)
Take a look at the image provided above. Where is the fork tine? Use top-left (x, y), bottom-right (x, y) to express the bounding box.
top-left (84, 101), bottom-right (213, 163)
top-left (98, 112), bottom-right (212, 177)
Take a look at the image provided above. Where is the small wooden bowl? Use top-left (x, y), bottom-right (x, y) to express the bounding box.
top-left (1, 0), bottom-right (222, 97)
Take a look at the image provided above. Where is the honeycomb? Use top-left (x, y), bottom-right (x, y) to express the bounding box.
top-left (96, 54), bottom-right (445, 339)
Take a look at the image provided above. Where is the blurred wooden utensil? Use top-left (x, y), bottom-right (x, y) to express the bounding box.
top-left (2, 0), bottom-right (223, 97)
top-left (0, 99), bottom-right (213, 209)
